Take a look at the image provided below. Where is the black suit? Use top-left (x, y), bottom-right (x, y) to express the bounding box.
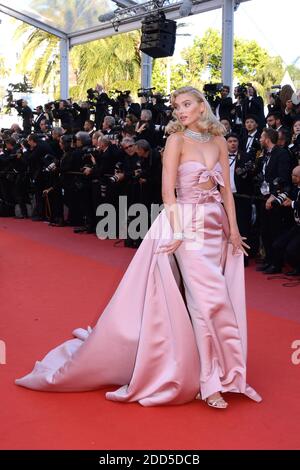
top-left (243, 96), bottom-right (265, 129)
top-left (239, 128), bottom-right (261, 158)
top-left (126, 103), bottom-right (141, 119)
top-left (26, 141), bottom-right (53, 218)
top-left (271, 186), bottom-right (300, 270)
top-left (230, 152), bottom-right (254, 245)
top-left (17, 105), bottom-right (33, 135)
top-left (256, 146), bottom-right (291, 195)
top-left (215, 96), bottom-right (233, 120)
top-left (33, 113), bottom-right (46, 132)
top-left (257, 146), bottom-right (292, 263)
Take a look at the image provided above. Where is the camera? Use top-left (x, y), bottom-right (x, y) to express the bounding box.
top-left (203, 83), bottom-right (223, 95)
top-left (203, 83), bottom-right (223, 108)
top-left (235, 83), bottom-right (248, 99)
top-left (271, 177), bottom-right (289, 208)
top-left (42, 154), bottom-right (56, 172)
top-left (235, 160), bottom-right (255, 178)
top-left (138, 87), bottom-right (155, 100)
top-left (109, 161), bottom-right (124, 183)
top-left (269, 85), bottom-right (281, 99)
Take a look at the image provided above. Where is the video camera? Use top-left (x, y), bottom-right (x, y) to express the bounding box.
top-left (269, 85), bottom-right (282, 100)
top-left (235, 83), bottom-right (248, 100)
top-left (203, 83), bottom-right (223, 96)
top-left (86, 88), bottom-right (111, 108)
top-left (137, 87), bottom-right (156, 100)
top-left (203, 83), bottom-right (223, 108)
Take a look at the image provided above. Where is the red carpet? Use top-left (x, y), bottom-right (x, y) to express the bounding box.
top-left (1, 218), bottom-right (300, 450)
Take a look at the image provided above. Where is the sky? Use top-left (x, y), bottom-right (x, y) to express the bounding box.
top-left (173, 0), bottom-right (300, 66)
top-left (0, 0), bottom-right (299, 72)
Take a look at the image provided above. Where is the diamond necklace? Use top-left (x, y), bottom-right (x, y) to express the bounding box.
top-left (184, 128), bottom-right (211, 143)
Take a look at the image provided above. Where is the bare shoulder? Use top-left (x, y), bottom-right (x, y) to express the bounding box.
top-left (166, 131), bottom-right (184, 145)
top-left (211, 134), bottom-right (227, 149)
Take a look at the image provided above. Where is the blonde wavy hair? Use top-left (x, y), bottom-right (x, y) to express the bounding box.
top-left (166, 86), bottom-right (226, 136)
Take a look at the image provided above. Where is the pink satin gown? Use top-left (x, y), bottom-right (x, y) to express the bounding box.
top-left (15, 159), bottom-right (262, 406)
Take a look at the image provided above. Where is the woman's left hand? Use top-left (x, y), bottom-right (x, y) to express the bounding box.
top-left (229, 231), bottom-right (250, 256)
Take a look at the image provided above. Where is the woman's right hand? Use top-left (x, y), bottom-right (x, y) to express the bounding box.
top-left (155, 239), bottom-right (182, 255)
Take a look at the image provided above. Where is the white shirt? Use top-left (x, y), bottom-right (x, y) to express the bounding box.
top-left (228, 154), bottom-right (237, 193)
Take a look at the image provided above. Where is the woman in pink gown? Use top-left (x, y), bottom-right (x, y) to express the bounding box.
top-left (16, 87), bottom-right (262, 408)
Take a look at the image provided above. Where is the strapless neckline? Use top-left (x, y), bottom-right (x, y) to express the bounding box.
top-left (178, 160), bottom-right (221, 172)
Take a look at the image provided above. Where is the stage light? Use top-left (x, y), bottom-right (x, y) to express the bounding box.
top-left (179, 0), bottom-right (193, 17)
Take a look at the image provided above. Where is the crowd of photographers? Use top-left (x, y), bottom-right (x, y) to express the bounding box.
top-left (207, 82), bottom-right (300, 275)
top-left (1, 82), bottom-right (300, 272)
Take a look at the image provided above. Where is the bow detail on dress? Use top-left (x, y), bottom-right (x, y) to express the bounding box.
top-left (198, 169), bottom-right (225, 187)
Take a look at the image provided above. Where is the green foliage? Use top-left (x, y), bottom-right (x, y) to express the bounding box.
top-left (70, 31), bottom-right (141, 99)
top-left (153, 28), bottom-right (285, 98)
top-left (0, 55), bottom-right (10, 78)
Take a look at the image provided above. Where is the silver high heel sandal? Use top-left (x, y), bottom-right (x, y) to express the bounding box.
top-left (205, 395), bottom-right (228, 409)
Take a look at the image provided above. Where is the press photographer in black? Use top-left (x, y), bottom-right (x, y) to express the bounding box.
top-left (16, 99), bottom-right (33, 136)
top-left (87, 84), bottom-right (111, 129)
top-left (266, 165), bottom-right (300, 275)
top-left (214, 85), bottom-right (233, 121)
top-left (26, 133), bottom-right (53, 221)
top-left (226, 133), bottom-right (255, 264)
top-left (256, 128), bottom-right (292, 273)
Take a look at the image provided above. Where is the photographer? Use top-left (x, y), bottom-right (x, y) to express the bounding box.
top-left (26, 134), bottom-right (53, 221)
top-left (135, 139), bottom-right (162, 206)
top-left (44, 102), bottom-right (54, 127)
top-left (243, 85), bottom-right (265, 130)
top-left (72, 101), bottom-right (91, 131)
top-left (102, 116), bottom-right (116, 136)
top-left (135, 109), bottom-right (156, 147)
top-left (41, 154), bottom-right (64, 226)
top-left (83, 119), bottom-right (95, 137)
top-left (52, 100), bottom-right (74, 130)
top-left (33, 105), bottom-right (46, 132)
top-left (16, 100), bottom-right (33, 136)
top-left (266, 165), bottom-right (300, 275)
top-left (123, 94), bottom-right (141, 119)
top-left (256, 128), bottom-right (292, 272)
top-left (289, 118), bottom-right (300, 164)
top-left (48, 127), bottom-right (64, 159)
top-left (226, 133), bottom-right (255, 264)
top-left (71, 132), bottom-right (95, 233)
top-left (214, 85), bottom-right (233, 121)
top-left (266, 112), bottom-right (285, 132)
top-left (89, 135), bottom-right (124, 235)
top-left (90, 84), bottom-right (111, 129)
top-left (59, 134), bottom-right (81, 226)
top-left (240, 115), bottom-right (261, 158)
top-left (231, 84), bottom-right (248, 133)
top-left (0, 138), bottom-right (19, 215)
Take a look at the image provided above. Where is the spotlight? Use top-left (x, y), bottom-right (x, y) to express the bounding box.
top-left (179, 0), bottom-right (193, 17)
top-left (98, 12), bottom-right (117, 23)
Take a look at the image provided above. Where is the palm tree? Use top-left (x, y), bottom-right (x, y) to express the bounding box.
top-left (14, 12), bottom-right (141, 99)
top-left (71, 31), bottom-right (141, 98)
top-left (0, 55), bottom-right (9, 78)
top-left (14, 23), bottom-right (60, 96)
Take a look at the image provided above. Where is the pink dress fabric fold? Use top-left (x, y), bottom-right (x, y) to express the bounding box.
top-left (15, 160), bottom-right (262, 406)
